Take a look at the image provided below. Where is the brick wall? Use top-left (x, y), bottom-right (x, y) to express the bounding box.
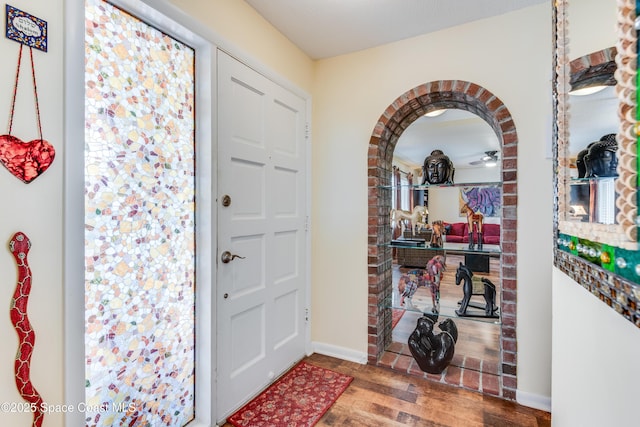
top-left (367, 80), bottom-right (519, 399)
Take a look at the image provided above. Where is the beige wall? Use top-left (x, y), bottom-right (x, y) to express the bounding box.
top-left (0, 1), bottom-right (557, 425)
top-left (551, 0), bottom-right (640, 425)
top-left (168, 0), bottom-right (314, 92)
top-left (311, 3), bottom-right (553, 402)
top-left (0, 1), bottom-right (63, 425)
top-left (0, 0), bottom-right (313, 425)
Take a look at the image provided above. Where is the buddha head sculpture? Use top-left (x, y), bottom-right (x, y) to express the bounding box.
top-left (576, 142), bottom-right (595, 178)
top-left (584, 133), bottom-right (618, 178)
top-left (421, 149), bottom-right (455, 185)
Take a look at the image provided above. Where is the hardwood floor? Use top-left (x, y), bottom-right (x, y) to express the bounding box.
top-left (219, 353), bottom-right (551, 427)
top-left (313, 353), bottom-right (549, 426)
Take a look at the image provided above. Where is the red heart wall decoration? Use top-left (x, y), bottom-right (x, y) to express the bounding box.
top-left (0, 134), bottom-right (55, 184)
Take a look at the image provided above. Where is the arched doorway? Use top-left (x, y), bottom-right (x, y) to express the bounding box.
top-left (366, 80), bottom-right (518, 399)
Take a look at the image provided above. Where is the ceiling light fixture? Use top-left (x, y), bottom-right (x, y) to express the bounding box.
top-left (569, 85), bottom-right (608, 96)
top-left (424, 109), bottom-right (446, 117)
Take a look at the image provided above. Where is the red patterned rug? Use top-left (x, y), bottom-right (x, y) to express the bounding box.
top-left (228, 361), bottom-right (353, 427)
top-left (392, 308), bottom-right (405, 329)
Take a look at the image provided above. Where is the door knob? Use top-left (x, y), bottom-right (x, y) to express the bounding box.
top-left (221, 251), bottom-right (245, 263)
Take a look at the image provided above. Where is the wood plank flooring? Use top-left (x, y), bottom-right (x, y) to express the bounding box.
top-left (221, 353), bottom-right (551, 426)
top-left (309, 353), bottom-right (549, 426)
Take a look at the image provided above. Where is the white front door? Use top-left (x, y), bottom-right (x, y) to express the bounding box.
top-left (216, 50), bottom-right (308, 420)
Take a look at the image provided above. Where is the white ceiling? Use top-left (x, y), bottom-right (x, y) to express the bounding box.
top-left (244, 0), bottom-right (548, 60)
top-left (243, 0), bottom-right (549, 171)
top-left (243, 1), bottom-right (616, 172)
top-left (394, 109), bottom-right (501, 171)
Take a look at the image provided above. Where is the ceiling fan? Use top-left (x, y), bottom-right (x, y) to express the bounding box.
top-left (469, 150), bottom-right (499, 166)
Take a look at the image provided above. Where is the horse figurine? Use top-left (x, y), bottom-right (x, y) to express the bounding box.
top-left (430, 220), bottom-right (444, 248)
top-left (454, 263), bottom-right (498, 318)
top-left (390, 205), bottom-right (428, 236)
top-left (461, 202), bottom-right (484, 250)
top-left (398, 269), bottom-right (427, 310)
top-left (398, 254), bottom-right (446, 314)
top-left (408, 314), bottom-right (458, 374)
top-left (425, 255), bottom-right (446, 313)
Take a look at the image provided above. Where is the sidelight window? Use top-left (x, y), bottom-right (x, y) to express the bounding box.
top-left (84, 1), bottom-right (196, 425)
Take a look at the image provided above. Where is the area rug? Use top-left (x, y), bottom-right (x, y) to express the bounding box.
top-left (392, 308), bottom-right (405, 329)
top-left (228, 361), bottom-right (353, 427)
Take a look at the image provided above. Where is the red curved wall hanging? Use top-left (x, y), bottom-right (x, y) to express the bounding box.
top-left (9, 232), bottom-right (44, 427)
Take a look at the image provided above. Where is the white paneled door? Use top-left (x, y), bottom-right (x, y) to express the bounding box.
top-left (216, 51), bottom-right (308, 421)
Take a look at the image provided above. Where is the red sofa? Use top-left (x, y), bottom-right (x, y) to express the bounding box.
top-left (445, 222), bottom-right (500, 245)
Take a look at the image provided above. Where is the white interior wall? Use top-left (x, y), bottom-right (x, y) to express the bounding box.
top-left (550, 0), bottom-right (640, 425)
top-left (312, 3), bottom-right (553, 404)
top-left (552, 269), bottom-right (640, 426)
top-left (0, 1), bottom-right (314, 426)
top-left (167, 0), bottom-right (314, 91)
top-left (0, 1), bottom-right (63, 425)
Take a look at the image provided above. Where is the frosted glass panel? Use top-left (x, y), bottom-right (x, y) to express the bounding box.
top-left (84, 1), bottom-right (195, 425)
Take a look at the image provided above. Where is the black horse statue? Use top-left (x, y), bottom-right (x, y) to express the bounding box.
top-left (454, 262), bottom-right (498, 318)
top-left (408, 314), bottom-right (458, 374)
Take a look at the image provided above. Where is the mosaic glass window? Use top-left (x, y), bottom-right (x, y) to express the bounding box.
top-left (84, 1), bottom-right (196, 425)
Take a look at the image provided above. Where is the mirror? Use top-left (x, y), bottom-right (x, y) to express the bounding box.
top-left (554, 0), bottom-right (640, 314)
top-left (390, 109), bottom-right (502, 374)
top-left (555, 0), bottom-right (637, 251)
top-left (567, 58), bottom-right (618, 224)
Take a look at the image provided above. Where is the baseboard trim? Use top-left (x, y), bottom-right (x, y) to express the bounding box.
top-left (311, 342), bottom-right (367, 364)
top-left (516, 389), bottom-right (552, 412)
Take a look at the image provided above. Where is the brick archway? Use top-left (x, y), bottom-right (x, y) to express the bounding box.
top-left (367, 80), bottom-right (518, 399)
top-left (569, 46), bottom-right (617, 91)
